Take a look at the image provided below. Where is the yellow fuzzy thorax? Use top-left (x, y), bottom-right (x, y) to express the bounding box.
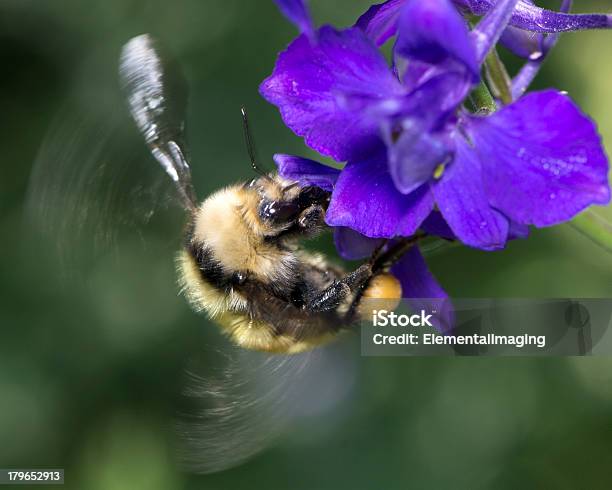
top-left (191, 185), bottom-right (298, 286)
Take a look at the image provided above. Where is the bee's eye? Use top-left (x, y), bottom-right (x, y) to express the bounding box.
top-left (259, 199), bottom-right (300, 223)
top-left (298, 186), bottom-right (330, 208)
top-left (232, 271), bottom-right (248, 285)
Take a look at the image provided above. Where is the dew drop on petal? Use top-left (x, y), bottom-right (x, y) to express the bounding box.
top-left (529, 51), bottom-right (543, 61)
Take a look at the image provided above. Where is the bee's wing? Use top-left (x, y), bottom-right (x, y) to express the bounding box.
top-left (28, 35), bottom-right (197, 275)
top-left (25, 103), bottom-right (182, 278)
top-left (119, 34), bottom-right (197, 211)
top-left (175, 341), bottom-right (357, 474)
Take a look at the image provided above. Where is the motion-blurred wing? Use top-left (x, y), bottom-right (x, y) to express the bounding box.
top-left (119, 34), bottom-right (196, 210)
top-left (176, 342), bottom-right (357, 474)
top-left (26, 105), bottom-right (181, 278)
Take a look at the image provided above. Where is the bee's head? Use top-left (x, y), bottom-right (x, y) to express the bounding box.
top-left (248, 175), bottom-right (331, 236)
top-left (188, 174), bottom-right (331, 280)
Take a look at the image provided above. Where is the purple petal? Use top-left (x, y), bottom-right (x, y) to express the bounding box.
top-left (498, 0), bottom-right (545, 59)
top-left (456, 0), bottom-right (611, 33)
top-left (356, 0), bottom-right (405, 46)
top-left (470, 0), bottom-right (520, 64)
top-left (273, 0), bottom-right (314, 36)
top-left (395, 0), bottom-right (479, 78)
top-left (333, 227), bottom-right (384, 260)
top-left (469, 90), bottom-right (611, 227)
top-left (432, 137), bottom-right (510, 250)
top-left (421, 211), bottom-right (455, 240)
top-left (402, 70), bottom-right (474, 118)
top-left (508, 221), bottom-right (529, 239)
top-left (391, 246), bottom-right (454, 334)
top-left (511, 60), bottom-right (543, 101)
top-left (260, 26), bottom-right (404, 162)
top-left (325, 154), bottom-right (434, 238)
top-left (541, 0), bottom-right (572, 51)
top-left (273, 154), bottom-right (339, 191)
top-left (500, 26), bottom-right (542, 59)
top-left (387, 120), bottom-right (451, 194)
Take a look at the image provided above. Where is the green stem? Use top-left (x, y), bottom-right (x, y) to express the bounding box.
top-left (421, 237), bottom-right (460, 258)
top-left (484, 48), bottom-right (513, 105)
top-left (569, 210), bottom-right (612, 254)
top-left (469, 79), bottom-right (497, 114)
top-left (372, 233), bottom-right (427, 272)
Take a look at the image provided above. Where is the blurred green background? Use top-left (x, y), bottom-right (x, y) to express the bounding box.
top-left (1, 1), bottom-right (612, 489)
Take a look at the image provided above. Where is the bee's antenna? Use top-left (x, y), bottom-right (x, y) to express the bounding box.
top-left (241, 106), bottom-right (272, 181)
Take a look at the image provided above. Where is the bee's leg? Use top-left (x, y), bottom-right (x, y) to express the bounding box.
top-left (305, 264), bottom-right (372, 312)
top-left (343, 234), bottom-right (429, 324)
top-left (297, 205), bottom-right (325, 230)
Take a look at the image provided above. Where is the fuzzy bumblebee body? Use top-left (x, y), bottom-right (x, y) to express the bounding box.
top-left (177, 176), bottom-right (371, 353)
top-left (177, 250), bottom-right (341, 353)
top-left (119, 34), bottom-right (402, 354)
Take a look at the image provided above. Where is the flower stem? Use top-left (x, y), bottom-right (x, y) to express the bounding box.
top-left (469, 79), bottom-right (497, 114)
top-left (372, 233), bottom-right (427, 272)
top-left (421, 237), bottom-right (461, 258)
top-left (484, 48), bottom-right (513, 105)
top-left (569, 209), bottom-right (612, 254)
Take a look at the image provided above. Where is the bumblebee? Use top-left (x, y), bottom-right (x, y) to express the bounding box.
top-left (119, 34), bottom-right (404, 353)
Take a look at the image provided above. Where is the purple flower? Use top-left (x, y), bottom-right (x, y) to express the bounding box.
top-left (358, 0), bottom-right (611, 46)
top-left (261, 0), bottom-right (610, 251)
top-left (263, 0), bottom-right (611, 333)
